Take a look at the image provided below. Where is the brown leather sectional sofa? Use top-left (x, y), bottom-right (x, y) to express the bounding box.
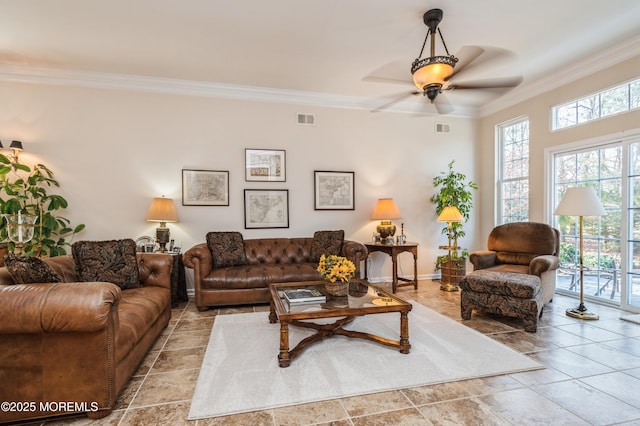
top-left (0, 253), bottom-right (172, 423)
top-left (183, 236), bottom-right (368, 310)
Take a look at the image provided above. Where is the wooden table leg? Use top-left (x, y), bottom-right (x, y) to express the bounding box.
top-left (399, 311), bottom-right (411, 354)
top-left (412, 251), bottom-right (418, 289)
top-left (269, 298), bottom-right (277, 324)
top-left (278, 321), bottom-right (291, 367)
top-left (391, 252), bottom-right (398, 293)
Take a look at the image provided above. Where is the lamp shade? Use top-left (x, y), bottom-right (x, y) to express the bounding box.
top-left (437, 206), bottom-right (464, 223)
top-left (554, 187), bottom-right (606, 217)
top-left (145, 197), bottom-right (178, 223)
top-left (9, 140), bottom-right (23, 151)
top-left (371, 198), bottom-right (402, 220)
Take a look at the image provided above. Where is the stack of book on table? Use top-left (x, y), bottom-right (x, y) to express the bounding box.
top-left (282, 288), bottom-right (326, 306)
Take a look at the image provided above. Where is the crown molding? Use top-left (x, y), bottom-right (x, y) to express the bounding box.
top-left (0, 64), bottom-right (477, 118)
top-left (479, 34), bottom-right (640, 118)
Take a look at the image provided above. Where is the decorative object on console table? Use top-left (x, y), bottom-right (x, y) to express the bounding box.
top-left (364, 242), bottom-right (418, 293)
top-left (371, 198), bottom-right (402, 243)
top-left (554, 186), bottom-right (607, 320)
top-left (437, 205), bottom-right (465, 292)
top-left (317, 254), bottom-right (355, 296)
top-left (145, 196), bottom-right (178, 253)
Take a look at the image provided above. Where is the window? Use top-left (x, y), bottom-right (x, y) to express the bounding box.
top-left (497, 118), bottom-right (529, 223)
top-left (552, 77), bottom-right (640, 130)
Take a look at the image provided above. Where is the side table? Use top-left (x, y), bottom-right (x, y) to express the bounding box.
top-left (364, 242), bottom-right (418, 293)
top-left (158, 252), bottom-right (188, 307)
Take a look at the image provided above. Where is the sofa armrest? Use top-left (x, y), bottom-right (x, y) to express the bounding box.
top-left (469, 251), bottom-right (497, 270)
top-left (137, 252), bottom-right (173, 289)
top-left (183, 243), bottom-right (213, 274)
top-left (0, 282), bottom-right (120, 334)
top-left (342, 240), bottom-right (368, 276)
top-left (529, 255), bottom-right (560, 276)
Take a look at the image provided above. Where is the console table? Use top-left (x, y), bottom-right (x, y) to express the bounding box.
top-left (364, 242), bottom-right (418, 293)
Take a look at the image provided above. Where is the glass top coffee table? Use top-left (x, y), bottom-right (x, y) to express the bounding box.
top-left (268, 279), bottom-right (412, 367)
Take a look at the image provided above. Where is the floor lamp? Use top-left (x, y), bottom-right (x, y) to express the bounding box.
top-left (554, 186), bottom-right (606, 320)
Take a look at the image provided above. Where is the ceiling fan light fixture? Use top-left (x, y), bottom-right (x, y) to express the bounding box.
top-left (411, 9), bottom-right (458, 102)
top-left (411, 57), bottom-right (456, 92)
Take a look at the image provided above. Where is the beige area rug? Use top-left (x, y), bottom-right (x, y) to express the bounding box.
top-left (188, 301), bottom-right (542, 420)
top-left (621, 314), bottom-right (640, 325)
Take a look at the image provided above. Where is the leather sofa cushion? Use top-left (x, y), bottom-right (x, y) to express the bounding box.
top-left (206, 231), bottom-right (247, 267)
top-left (4, 254), bottom-right (61, 284)
top-left (115, 286), bottom-right (170, 363)
top-left (310, 230), bottom-right (345, 262)
top-left (460, 270), bottom-right (541, 299)
top-left (201, 263), bottom-right (320, 289)
top-left (72, 239), bottom-right (140, 290)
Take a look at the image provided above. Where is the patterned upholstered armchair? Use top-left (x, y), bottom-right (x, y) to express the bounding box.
top-left (468, 222), bottom-right (560, 304)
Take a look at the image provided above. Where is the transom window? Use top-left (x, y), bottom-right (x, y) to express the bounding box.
top-left (552, 77), bottom-right (640, 130)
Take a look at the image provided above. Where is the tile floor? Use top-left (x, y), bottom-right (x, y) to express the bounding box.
top-left (23, 280), bottom-right (640, 425)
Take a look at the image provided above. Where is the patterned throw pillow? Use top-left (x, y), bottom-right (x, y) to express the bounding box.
top-left (206, 232), bottom-right (248, 268)
top-left (310, 230), bottom-right (345, 262)
top-left (3, 254), bottom-right (62, 284)
top-left (72, 239), bottom-right (140, 289)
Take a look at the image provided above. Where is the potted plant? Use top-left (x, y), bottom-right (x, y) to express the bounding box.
top-left (0, 153), bottom-right (85, 257)
top-left (431, 160), bottom-right (477, 289)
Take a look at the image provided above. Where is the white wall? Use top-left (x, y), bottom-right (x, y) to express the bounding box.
top-left (0, 81), bottom-right (479, 283)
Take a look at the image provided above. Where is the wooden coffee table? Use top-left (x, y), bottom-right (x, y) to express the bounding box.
top-left (268, 279), bottom-right (412, 367)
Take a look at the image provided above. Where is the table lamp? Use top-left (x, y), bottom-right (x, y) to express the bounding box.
top-left (371, 198), bottom-right (402, 242)
top-left (145, 196), bottom-right (178, 253)
top-left (554, 186), bottom-right (606, 320)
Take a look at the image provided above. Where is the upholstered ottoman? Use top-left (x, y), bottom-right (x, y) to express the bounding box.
top-left (459, 270), bottom-right (543, 332)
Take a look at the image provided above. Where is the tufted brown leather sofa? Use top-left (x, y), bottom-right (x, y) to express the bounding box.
top-left (0, 253), bottom-right (172, 423)
top-left (183, 237), bottom-right (368, 310)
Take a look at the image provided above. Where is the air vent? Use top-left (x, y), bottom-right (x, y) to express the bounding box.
top-left (297, 113), bottom-right (315, 126)
top-left (436, 123), bottom-right (450, 133)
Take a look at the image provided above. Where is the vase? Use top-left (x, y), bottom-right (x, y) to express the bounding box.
top-left (324, 280), bottom-right (349, 297)
top-left (3, 213), bottom-right (37, 254)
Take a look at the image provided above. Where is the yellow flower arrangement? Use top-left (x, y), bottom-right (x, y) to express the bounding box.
top-left (317, 254), bottom-right (355, 283)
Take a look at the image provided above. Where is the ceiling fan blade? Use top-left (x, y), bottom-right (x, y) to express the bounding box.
top-left (371, 92), bottom-right (419, 113)
top-left (434, 93), bottom-right (455, 115)
top-left (447, 46), bottom-right (485, 79)
top-left (445, 76), bottom-right (523, 91)
top-left (448, 47), bottom-right (518, 82)
top-left (363, 60), bottom-right (411, 86)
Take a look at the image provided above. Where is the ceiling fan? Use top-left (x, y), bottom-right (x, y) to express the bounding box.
top-left (372, 8), bottom-right (522, 114)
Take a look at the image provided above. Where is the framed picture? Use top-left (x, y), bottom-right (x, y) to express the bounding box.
top-left (182, 169), bottom-right (229, 206)
top-left (245, 149), bottom-right (286, 182)
top-left (314, 171), bottom-right (355, 210)
top-left (244, 189), bottom-right (289, 229)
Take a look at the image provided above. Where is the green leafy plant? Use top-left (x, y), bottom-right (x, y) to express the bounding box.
top-left (431, 160), bottom-right (477, 266)
top-left (0, 154), bottom-right (85, 256)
